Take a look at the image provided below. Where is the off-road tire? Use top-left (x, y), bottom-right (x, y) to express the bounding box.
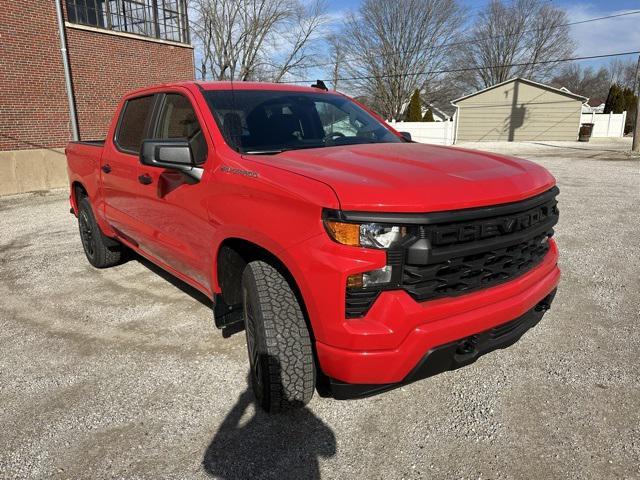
top-left (77, 196), bottom-right (122, 268)
top-left (242, 260), bottom-right (315, 413)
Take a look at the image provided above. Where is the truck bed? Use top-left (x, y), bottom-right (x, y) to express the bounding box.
top-left (66, 140), bottom-right (105, 202)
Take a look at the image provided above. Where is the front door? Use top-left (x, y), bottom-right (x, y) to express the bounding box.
top-left (133, 92), bottom-right (215, 291)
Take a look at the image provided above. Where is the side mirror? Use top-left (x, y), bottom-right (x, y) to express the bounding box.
top-left (400, 131), bottom-right (412, 142)
top-left (140, 139), bottom-right (203, 181)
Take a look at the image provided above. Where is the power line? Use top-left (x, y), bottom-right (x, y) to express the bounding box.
top-left (278, 9), bottom-right (640, 75)
top-left (283, 50), bottom-right (640, 84)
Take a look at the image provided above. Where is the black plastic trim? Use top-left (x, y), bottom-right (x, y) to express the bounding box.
top-left (69, 140), bottom-right (105, 147)
top-left (323, 187), bottom-right (559, 225)
top-left (329, 289), bottom-right (556, 399)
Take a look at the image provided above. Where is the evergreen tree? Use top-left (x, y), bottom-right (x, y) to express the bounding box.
top-left (422, 109), bottom-right (435, 122)
top-left (621, 87), bottom-right (637, 134)
top-left (406, 89), bottom-right (422, 122)
top-left (621, 87), bottom-right (636, 111)
top-left (604, 84), bottom-right (637, 132)
top-left (604, 84), bottom-right (625, 114)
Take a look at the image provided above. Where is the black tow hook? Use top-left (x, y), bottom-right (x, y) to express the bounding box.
top-left (535, 289), bottom-right (557, 312)
top-left (535, 302), bottom-right (551, 312)
top-left (456, 335), bottom-right (479, 356)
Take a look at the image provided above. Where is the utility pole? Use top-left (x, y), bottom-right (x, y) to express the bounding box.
top-left (633, 55), bottom-right (640, 152)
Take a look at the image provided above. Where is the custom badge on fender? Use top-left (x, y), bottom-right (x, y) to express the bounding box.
top-left (220, 165), bottom-right (258, 178)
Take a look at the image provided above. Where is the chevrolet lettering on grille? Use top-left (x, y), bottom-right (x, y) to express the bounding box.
top-left (432, 203), bottom-right (556, 246)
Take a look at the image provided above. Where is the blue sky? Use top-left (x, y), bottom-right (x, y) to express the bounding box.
top-left (191, 1), bottom-right (640, 81)
top-left (323, 0), bottom-right (640, 70)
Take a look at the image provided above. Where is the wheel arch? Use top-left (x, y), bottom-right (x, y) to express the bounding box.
top-left (213, 237), bottom-right (319, 339)
top-left (72, 180), bottom-right (119, 242)
top-left (215, 237), bottom-right (301, 308)
top-left (70, 181), bottom-right (88, 214)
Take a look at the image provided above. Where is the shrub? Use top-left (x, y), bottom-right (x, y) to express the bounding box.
top-left (406, 89), bottom-right (422, 122)
top-left (422, 109), bottom-right (435, 122)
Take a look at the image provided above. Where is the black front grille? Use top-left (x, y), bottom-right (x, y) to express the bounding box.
top-left (402, 231), bottom-right (551, 301)
top-left (399, 187), bottom-right (558, 302)
top-left (342, 187), bottom-right (559, 318)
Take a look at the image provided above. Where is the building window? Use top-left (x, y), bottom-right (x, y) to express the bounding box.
top-left (66, 1), bottom-right (189, 44)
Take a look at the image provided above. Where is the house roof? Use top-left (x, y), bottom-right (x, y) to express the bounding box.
top-left (426, 102), bottom-right (456, 118)
top-left (451, 77), bottom-right (588, 105)
top-left (426, 104), bottom-right (450, 119)
top-left (587, 98), bottom-right (606, 107)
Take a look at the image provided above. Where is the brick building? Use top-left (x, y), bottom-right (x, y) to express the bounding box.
top-left (0, 0), bottom-right (194, 195)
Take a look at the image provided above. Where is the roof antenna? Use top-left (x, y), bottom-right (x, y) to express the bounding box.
top-left (311, 80), bottom-right (328, 91)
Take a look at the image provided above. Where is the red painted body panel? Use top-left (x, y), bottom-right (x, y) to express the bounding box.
top-left (253, 143), bottom-right (555, 212)
top-left (313, 242), bottom-right (559, 383)
top-left (66, 81), bottom-right (560, 386)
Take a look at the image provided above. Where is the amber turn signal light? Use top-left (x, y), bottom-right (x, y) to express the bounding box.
top-left (346, 273), bottom-right (364, 290)
top-left (324, 221), bottom-right (360, 247)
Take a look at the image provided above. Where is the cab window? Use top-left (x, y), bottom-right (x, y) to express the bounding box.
top-left (155, 94), bottom-right (208, 165)
top-left (116, 95), bottom-right (155, 153)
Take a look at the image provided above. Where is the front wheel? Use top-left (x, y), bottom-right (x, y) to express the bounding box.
top-left (242, 260), bottom-right (315, 413)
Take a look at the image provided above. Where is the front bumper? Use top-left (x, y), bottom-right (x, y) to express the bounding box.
top-left (328, 289), bottom-right (556, 399)
top-left (283, 228), bottom-right (560, 386)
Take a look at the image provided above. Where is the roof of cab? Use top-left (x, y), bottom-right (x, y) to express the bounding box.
top-left (197, 81), bottom-right (326, 93)
top-left (125, 81), bottom-right (328, 97)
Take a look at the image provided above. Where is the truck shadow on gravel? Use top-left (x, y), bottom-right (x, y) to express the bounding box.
top-left (202, 375), bottom-right (336, 480)
top-left (123, 252), bottom-right (337, 477)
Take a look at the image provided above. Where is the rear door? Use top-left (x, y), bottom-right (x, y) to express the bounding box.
top-left (101, 94), bottom-right (156, 242)
top-left (133, 91), bottom-right (215, 290)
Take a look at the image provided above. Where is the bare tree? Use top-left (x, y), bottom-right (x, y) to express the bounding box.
top-left (550, 63), bottom-right (611, 100)
top-left (189, 0), bottom-right (328, 81)
top-left (607, 59), bottom-right (637, 90)
top-left (453, 0), bottom-right (575, 91)
top-left (326, 33), bottom-right (346, 91)
top-left (337, 0), bottom-right (465, 120)
top-left (269, 0), bottom-right (329, 82)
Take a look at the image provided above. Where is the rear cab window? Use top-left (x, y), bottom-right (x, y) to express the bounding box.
top-left (115, 95), bottom-right (155, 154)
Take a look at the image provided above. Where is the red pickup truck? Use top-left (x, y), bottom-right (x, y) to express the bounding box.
top-left (66, 81), bottom-right (560, 413)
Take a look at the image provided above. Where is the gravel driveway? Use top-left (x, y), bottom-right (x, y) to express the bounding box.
top-left (1, 140), bottom-right (639, 479)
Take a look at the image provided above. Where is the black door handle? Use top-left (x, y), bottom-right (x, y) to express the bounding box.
top-left (138, 174), bottom-right (153, 185)
top-left (101, 164), bottom-right (112, 174)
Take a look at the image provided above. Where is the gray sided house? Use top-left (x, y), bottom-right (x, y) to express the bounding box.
top-left (452, 78), bottom-right (588, 142)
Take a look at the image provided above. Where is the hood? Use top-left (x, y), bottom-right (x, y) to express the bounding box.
top-left (249, 143), bottom-right (556, 212)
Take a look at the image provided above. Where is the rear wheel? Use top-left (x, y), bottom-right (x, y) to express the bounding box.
top-left (77, 196), bottom-right (123, 268)
top-left (242, 260), bottom-right (315, 413)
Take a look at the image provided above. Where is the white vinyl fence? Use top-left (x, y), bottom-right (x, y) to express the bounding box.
top-left (580, 112), bottom-right (627, 138)
top-left (388, 121), bottom-right (455, 145)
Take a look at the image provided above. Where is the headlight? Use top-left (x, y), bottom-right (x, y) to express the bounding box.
top-left (324, 221), bottom-right (406, 249)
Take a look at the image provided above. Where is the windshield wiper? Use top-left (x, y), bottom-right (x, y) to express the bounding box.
top-left (243, 149), bottom-right (285, 155)
top-left (243, 144), bottom-right (325, 155)
top-left (243, 141), bottom-right (388, 155)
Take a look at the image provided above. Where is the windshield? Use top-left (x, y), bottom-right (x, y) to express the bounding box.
top-left (203, 90), bottom-right (402, 154)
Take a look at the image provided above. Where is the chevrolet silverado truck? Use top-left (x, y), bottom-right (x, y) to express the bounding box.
top-left (66, 81), bottom-right (560, 413)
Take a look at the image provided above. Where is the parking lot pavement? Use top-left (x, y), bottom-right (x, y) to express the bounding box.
top-left (1, 140), bottom-right (639, 479)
